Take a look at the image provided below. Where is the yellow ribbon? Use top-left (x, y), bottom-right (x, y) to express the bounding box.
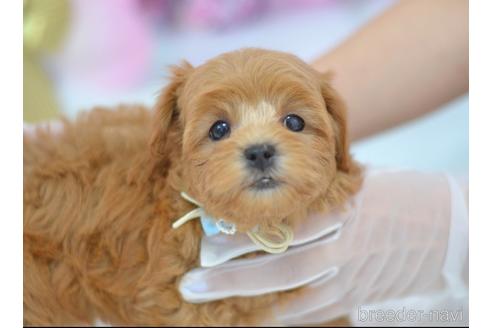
top-left (173, 192), bottom-right (294, 254)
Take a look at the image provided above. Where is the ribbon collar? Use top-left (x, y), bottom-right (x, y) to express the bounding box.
top-left (172, 192), bottom-right (294, 254)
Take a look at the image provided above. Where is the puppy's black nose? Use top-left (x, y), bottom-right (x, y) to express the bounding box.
top-left (244, 144), bottom-right (276, 171)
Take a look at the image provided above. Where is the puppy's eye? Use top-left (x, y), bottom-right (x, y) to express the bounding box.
top-left (283, 114), bottom-right (305, 132)
top-left (209, 120), bottom-right (231, 141)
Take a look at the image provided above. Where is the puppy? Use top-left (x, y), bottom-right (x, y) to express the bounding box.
top-left (23, 48), bottom-right (362, 326)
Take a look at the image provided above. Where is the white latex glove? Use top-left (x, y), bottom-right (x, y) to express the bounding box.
top-left (178, 169), bottom-right (469, 326)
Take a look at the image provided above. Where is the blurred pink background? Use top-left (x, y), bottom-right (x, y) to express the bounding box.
top-left (47, 0), bottom-right (393, 110)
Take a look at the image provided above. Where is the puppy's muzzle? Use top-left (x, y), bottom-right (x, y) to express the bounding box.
top-left (244, 143), bottom-right (276, 171)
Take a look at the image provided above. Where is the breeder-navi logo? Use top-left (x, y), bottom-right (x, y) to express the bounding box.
top-left (357, 306), bottom-right (464, 324)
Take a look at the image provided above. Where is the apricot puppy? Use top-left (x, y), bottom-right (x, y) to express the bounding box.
top-left (24, 48), bottom-right (362, 326)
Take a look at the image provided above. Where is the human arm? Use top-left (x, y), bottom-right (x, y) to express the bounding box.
top-left (312, 0), bottom-right (469, 141)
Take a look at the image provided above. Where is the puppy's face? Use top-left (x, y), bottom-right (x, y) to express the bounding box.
top-left (151, 49), bottom-right (354, 231)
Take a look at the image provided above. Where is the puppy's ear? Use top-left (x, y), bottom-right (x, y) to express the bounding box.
top-left (150, 61), bottom-right (193, 157)
top-left (319, 72), bottom-right (353, 173)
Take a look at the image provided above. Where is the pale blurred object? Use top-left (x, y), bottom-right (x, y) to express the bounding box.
top-left (52, 0), bottom-right (154, 93)
top-left (23, 0), bottom-right (70, 122)
top-left (178, 0), bottom-right (339, 30)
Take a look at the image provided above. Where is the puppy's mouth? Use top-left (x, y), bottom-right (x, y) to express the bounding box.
top-left (250, 176), bottom-right (280, 190)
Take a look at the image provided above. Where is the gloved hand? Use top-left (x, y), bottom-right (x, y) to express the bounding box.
top-left (178, 169), bottom-right (469, 326)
